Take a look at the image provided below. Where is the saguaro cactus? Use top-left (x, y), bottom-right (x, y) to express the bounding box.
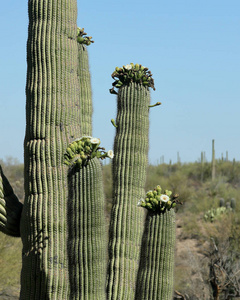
top-left (19, 0), bottom-right (80, 298)
top-left (135, 186), bottom-right (177, 300)
top-left (66, 136), bottom-right (112, 299)
top-left (0, 166), bottom-right (22, 237)
top-left (77, 28), bottom-right (94, 136)
top-left (107, 63), bottom-right (155, 299)
top-left (1, 1), bottom-right (178, 298)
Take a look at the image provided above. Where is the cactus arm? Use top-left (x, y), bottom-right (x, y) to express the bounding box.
top-left (67, 157), bottom-right (107, 299)
top-left (135, 210), bottom-right (176, 300)
top-left (77, 28), bottom-right (93, 136)
top-left (0, 166), bottom-right (22, 237)
top-left (20, 0), bottom-right (80, 298)
top-left (107, 64), bottom-right (154, 299)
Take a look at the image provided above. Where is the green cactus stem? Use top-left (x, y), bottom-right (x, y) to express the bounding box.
top-left (0, 166), bottom-right (22, 237)
top-left (148, 101), bottom-right (161, 108)
top-left (135, 209), bottom-right (176, 300)
top-left (77, 28), bottom-right (93, 136)
top-left (107, 64), bottom-right (155, 299)
top-left (20, 0), bottom-right (80, 298)
top-left (111, 119), bottom-right (118, 128)
top-left (67, 157), bottom-right (108, 299)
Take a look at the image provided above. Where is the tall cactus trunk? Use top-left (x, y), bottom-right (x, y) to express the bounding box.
top-left (107, 82), bottom-right (150, 299)
top-left (135, 210), bottom-right (176, 300)
top-left (20, 0), bottom-right (80, 298)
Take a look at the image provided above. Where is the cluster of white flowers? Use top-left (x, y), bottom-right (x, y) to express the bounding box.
top-left (138, 185), bottom-right (177, 213)
top-left (65, 136), bottom-right (114, 168)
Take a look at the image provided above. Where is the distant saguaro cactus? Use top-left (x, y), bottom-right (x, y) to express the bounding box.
top-left (219, 198), bottom-right (225, 207)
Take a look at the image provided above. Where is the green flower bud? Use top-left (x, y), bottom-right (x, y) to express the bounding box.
top-left (135, 63), bottom-right (140, 70)
top-left (165, 190), bottom-right (172, 197)
top-left (66, 147), bottom-right (74, 158)
top-left (146, 203), bottom-right (152, 209)
top-left (166, 201), bottom-right (172, 209)
top-left (76, 158), bottom-right (82, 167)
top-left (146, 191), bottom-right (154, 198)
top-left (81, 154), bottom-right (87, 160)
top-left (156, 185), bottom-right (162, 195)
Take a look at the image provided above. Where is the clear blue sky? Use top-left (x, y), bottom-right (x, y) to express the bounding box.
top-left (0, 1), bottom-right (239, 164)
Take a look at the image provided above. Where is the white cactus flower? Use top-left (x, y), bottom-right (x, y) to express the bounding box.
top-left (90, 137), bottom-right (101, 144)
top-left (107, 150), bottom-right (114, 159)
top-left (124, 64), bottom-right (132, 70)
top-left (160, 194), bottom-right (170, 203)
top-left (137, 198), bottom-right (145, 207)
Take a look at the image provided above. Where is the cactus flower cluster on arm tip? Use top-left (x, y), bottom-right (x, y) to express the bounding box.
top-left (110, 62), bottom-right (155, 94)
top-left (138, 185), bottom-right (180, 212)
top-left (64, 136), bottom-right (113, 168)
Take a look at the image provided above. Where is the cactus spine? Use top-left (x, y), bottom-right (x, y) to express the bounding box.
top-left (107, 64), bottom-right (155, 299)
top-left (68, 157), bottom-right (107, 299)
top-left (19, 0), bottom-right (80, 298)
top-left (77, 28), bottom-right (93, 136)
top-left (135, 210), bottom-right (176, 300)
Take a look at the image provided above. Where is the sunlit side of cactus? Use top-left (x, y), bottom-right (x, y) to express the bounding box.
top-left (107, 63), bottom-right (154, 299)
top-left (19, 0), bottom-right (80, 298)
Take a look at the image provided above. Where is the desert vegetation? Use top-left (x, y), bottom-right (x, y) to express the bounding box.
top-left (1, 156), bottom-right (240, 299)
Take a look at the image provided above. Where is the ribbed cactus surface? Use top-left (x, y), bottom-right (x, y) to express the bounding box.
top-left (135, 210), bottom-right (176, 300)
top-left (0, 166), bottom-right (22, 237)
top-left (68, 157), bottom-right (107, 299)
top-left (107, 81), bottom-right (150, 299)
top-left (77, 28), bottom-right (93, 136)
top-left (20, 0), bottom-right (80, 298)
